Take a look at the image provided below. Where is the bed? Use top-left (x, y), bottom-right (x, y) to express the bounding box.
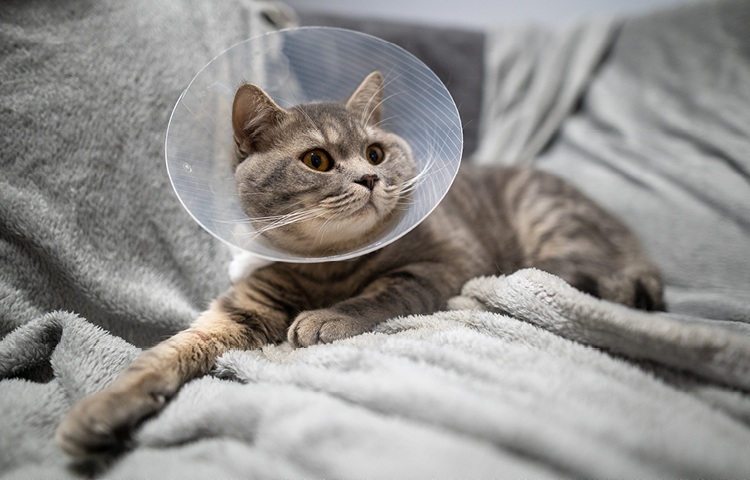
top-left (2, 0), bottom-right (749, 477)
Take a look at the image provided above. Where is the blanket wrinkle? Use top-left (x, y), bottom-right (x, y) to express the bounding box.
top-left (529, 1), bottom-right (750, 320)
top-left (133, 378), bottom-right (557, 479)
top-left (0, 310), bottom-right (139, 473)
top-left (0, 310), bottom-right (139, 399)
top-left (217, 349), bottom-right (664, 478)
top-left (0, 312), bottom-right (63, 380)
top-left (453, 269), bottom-right (750, 391)
top-left (473, 17), bottom-right (621, 165)
top-left (213, 306), bottom-right (750, 478)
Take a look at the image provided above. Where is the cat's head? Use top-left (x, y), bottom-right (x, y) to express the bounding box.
top-left (231, 71), bottom-right (416, 255)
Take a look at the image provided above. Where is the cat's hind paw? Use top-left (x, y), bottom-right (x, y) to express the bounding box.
top-left (288, 309), bottom-right (371, 348)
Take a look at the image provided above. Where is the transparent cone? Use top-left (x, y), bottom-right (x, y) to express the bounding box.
top-left (165, 27), bottom-right (462, 262)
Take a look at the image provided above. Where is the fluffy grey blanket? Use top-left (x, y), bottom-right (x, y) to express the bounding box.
top-left (3, 270), bottom-right (750, 477)
top-left (2, 0), bottom-right (750, 478)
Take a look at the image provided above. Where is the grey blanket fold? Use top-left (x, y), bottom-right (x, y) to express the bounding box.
top-left (473, 18), bottom-right (620, 165)
top-left (2, 0), bottom-right (750, 477)
top-left (531, 0), bottom-right (750, 322)
top-left (450, 269), bottom-right (750, 393)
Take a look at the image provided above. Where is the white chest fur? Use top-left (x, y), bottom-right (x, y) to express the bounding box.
top-left (227, 245), bottom-right (274, 283)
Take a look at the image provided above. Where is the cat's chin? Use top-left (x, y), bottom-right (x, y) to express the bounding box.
top-left (310, 215), bottom-right (388, 254)
top-left (261, 206), bottom-right (394, 256)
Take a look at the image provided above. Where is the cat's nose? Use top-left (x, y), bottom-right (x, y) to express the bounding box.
top-left (355, 174), bottom-right (378, 191)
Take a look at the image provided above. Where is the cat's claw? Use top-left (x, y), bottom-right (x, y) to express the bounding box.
top-left (288, 310), bottom-right (370, 348)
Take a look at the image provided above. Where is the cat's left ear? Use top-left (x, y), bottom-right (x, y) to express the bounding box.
top-left (232, 83), bottom-right (287, 164)
top-left (346, 71), bottom-right (384, 127)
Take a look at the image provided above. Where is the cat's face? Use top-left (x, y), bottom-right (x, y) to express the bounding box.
top-left (231, 72), bottom-right (416, 255)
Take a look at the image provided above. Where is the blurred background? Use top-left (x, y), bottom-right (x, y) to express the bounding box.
top-left (282, 0), bottom-right (697, 29)
top-left (284, 0), bottom-right (699, 156)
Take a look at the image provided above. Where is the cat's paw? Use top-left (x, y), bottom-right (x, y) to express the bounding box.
top-left (56, 380), bottom-right (166, 457)
top-left (288, 309), bottom-right (370, 348)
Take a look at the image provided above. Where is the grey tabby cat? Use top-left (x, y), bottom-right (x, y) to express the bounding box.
top-left (56, 71), bottom-right (663, 456)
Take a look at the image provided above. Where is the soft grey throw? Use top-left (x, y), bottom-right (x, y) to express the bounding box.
top-left (2, 0), bottom-right (750, 477)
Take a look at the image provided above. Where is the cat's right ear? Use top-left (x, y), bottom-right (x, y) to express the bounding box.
top-left (232, 84), bottom-right (286, 163)
top-left (346, 71), bottom-right (384, 127)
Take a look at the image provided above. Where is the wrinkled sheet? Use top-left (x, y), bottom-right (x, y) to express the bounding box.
top-left (2, 0), bottom-right (750, 477)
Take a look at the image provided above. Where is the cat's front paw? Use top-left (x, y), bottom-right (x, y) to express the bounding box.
top-left (56, 380), bottom-right (166, 457)
top-left (288, 309), bottom-right (370, 348)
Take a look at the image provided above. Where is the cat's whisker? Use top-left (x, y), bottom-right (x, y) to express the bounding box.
top-left (403, 163), bottom-right (452, 192)
top-left (277, 96), bottom-right (320, 133)
top-left (270, 200), bottom-right (306, 217)
top-left (358, 69), bottom-right (403, 126)
top-left (374, 114), bottom-right (401, 129)
top-left (363, 69), bottom-right (405, 126)
top-left (321, 191), bottom-right (355, 207)
top-left (401, 167), bottom-right (435, 193)
top-left (279, 85), bottom-right (306, 113)
top-left (313, 215), bottom-right (337, 245)
top-left (247, 206), bottom-right (327, 227)
top-left (360, 83), bottom-right (383, 126)
top-left (241, 209), bottom-right (316, 224)
top-left (293, 105), bottom-right (320, 132)
top-left (328, 197), bottom-right (362, 216)
top-left (216, 208), bottom-right (320, 226)
top-left (250, 208), bottom-right (330, 237)
top-left (397, 135), bottom-right (456, 197)
top-left (363, 91), bottom-right (404, 127)
top-left (381, 68), bottom-right (405, 92)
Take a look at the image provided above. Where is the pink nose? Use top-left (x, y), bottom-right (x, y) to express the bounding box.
top-left (355, 174), bottom-right (378, 190)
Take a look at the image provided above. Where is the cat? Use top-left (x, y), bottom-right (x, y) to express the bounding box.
top-left (55, 71), bottom-right (664, 456)
top-left (230, 73), bottom-right (416, 255)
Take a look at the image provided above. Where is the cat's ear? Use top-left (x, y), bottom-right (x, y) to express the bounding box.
top-left (232, 83), bottom-right (287, 160)
top-left (346, 71), bottom-right (384, 127)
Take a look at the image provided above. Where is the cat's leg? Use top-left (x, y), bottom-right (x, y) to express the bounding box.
top-left (288, 262), bottom-right (463, 348)
top-left (532, 255), bottom-right (664, 311)
top-left (507, 168), bottom-right (664, 310)
top-left (55, 291), bottom-right (289, 457)
top-left (524, 219), bottom-right (664, 311)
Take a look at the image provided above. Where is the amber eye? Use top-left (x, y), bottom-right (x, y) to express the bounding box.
top-left (302, 149), bottom-right (331, 171)
top-left (367, 145), bottom-right (385, 165)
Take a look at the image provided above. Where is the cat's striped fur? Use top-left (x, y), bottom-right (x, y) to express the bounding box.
top-left (56, 72), bottom-right (663, 456)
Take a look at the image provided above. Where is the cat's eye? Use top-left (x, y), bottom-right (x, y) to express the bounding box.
top-left (302, 149), bottom-right (331, 171)
top-left (367, 145), bottom-right (385, 165)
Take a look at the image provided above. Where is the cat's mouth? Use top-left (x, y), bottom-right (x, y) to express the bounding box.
top-left (248, 183), bottom-right (404, 255)
top-left (350, 182), bottom-right (402, 220)
top-left (354, 193), bottom-right (379, 215)
top-left (300, 187), bottom-right (395, 246)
